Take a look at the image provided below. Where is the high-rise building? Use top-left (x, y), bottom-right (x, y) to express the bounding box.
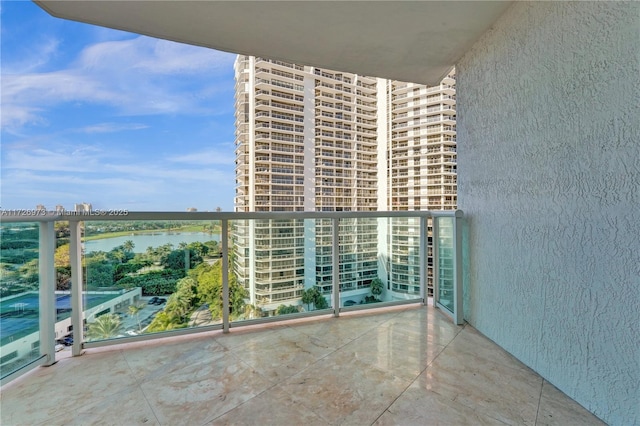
top-left (384, 75), bottom-right (457, 297)
top-left (233, 55), bottom-right (455, 313)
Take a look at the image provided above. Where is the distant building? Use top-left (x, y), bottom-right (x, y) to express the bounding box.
top-left (35, 204), bottom-right (46, 211)
top-left (186, 207), bottom-right (198, 212)
top-left (74, 202), bottom-right (92, 212)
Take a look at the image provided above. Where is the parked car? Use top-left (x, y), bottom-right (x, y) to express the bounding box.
top-left (60, 336), bottom-right (73, 346)
top-left (157, 298), bottom-right (167, 305)
top-left (343, 300), bottom-right (357, 307)
top-left (148, 297), bottom-right (159, 305)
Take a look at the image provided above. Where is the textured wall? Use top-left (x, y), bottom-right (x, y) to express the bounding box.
top-left (456, 2), bottom-right (639, 424)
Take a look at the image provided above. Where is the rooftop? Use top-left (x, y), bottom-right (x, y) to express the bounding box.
top-left (1, 305), bottom-right (602, 425)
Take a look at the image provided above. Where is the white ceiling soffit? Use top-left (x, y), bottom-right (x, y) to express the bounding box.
top-left (35, 1), bottom-right (513, 85)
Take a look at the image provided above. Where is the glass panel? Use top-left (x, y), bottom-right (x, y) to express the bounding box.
top-left (387, 216), bottom-right (423, 301)
top-left (230, 218), bottom-right (331, 326)
top-left (337, 217), bottom-right (382, 306)
top-left (0, 222), bottom-right (41, 378)
top-left (81, 219), bottom-right (223, 342)
top-left (436, 216), bottom-right (455, 313)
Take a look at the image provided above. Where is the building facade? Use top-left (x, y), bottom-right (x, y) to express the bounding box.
top-left (233, 55), bottom-right (456, 312)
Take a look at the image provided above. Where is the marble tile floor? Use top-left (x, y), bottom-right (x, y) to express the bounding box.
top-left (0, 305), bottom-right (604, 426)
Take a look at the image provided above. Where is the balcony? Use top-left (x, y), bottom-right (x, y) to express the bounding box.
top-left (0, 211), bottom-right (605, 425)
top-left (24, 3), bottom-right (637, 424)
top-left (0, 303), bottom-right (602, 425)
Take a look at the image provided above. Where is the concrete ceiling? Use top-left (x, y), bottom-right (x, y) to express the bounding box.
top-left (35, 1), bottom-right (513, 85)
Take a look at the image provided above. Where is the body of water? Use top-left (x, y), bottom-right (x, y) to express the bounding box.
top-left (84, 232), bottom-right (221, 253)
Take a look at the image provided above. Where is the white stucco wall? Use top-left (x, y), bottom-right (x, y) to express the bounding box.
top-left (456, 2), bottom-right (639, 425)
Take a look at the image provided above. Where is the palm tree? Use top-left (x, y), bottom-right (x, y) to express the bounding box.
top-left (86, 314), bottom-right (123, 340)
top-left (122, 240), bottom-right (135, 253)
top-left (147, 311), bottom-right (184, 332)
top-left (301, 289), bottom-right (315, 311)
top-left (128, 303), bottom-right (146, 331)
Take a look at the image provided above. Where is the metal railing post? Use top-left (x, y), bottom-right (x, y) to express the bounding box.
top-left (69, 220), bottom-right (84, 356)
top-left (332, 217), bottom-right (340, 316)
top-left (419, 216), bottom-right (427, 305)
top-left (222, 219), bottom-right (230, 333)
top-left (39, 221), bottom-right (56, 366)
top-left (432, 216), bottom-right (440, 309)
top-left (453, 210), bottom-right (464, 325)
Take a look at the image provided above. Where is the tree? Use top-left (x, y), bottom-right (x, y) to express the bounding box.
top-left (191, 261), bottom-right (247, 320)
top-left (314, 292), bottom-right (329, 309)
top-left (163, 277), bottom-right (197, 323)
top-left (54, 243), bottom-right (72, 290)
top-left (154, 243), bottom-right (174, 263)
top-left (186, 242), bottom-right (209, 258)
top-left (110, 248), bottom-right (126, 264)
top-left (300, 287), bottom-right (329, 311)
top-left (116, 269), bottom-right (183, 295)
top-left (128, 303), bottom-right (146, 331)
top-left (54, 221), bottom-right (70, 240)
top-left (146, 311), bottom-right (185, 332)
top-left (54, 243), bottom-right (70, 268)
top-left (275, 304), bottom-right (299, 315)
top-left (86, 314), bottom-right (123, 340)
top-left (56, 267), bottom-right (72, 291)
top-left (370, 277), bottom-right (384, 297)
top-left (301, 288), bottom-right (315, 311)
top-left (122, 240), bottom-right (135, 253)
top-left (113, 260), bottom-right (149, 282)
top-left (162, 249), bottom-right (201, 271)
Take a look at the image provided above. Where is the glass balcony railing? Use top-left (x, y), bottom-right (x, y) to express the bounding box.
top-left (0, 221), bottom-right (45, 381)
top-left (0, 210), bottom-right (463, 384)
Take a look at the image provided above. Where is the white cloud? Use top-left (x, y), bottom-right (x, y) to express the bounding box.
top-left (79, 122), bottom-right (149, 134)
top-left (2, 37), bottom-right (61, 74)
top-left (1, 23), bottom-right (237, 211)
top-left (1, 145), bottom-right (236, 211)
top-left (1, 35), bottom-right (236, 131)
top-left (3, 145), bottom-right (232, 180)
top-left (3, 146), bottom-right (108, 173)
top-left (0, 105), bottom-right (46, 130)
top-left (79, 37), bottom-right (232, 75)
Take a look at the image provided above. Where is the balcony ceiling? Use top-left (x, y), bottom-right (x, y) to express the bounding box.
top-left (34, 1), bottom-right (513, 85)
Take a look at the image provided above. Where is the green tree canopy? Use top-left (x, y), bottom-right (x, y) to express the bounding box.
top-left (370, 277), bottom-right (384, 296)
top-left (86, 314), bottom-right (123, 340)
top-left (191, 261), bottom-right (247, 320)
top-left (162, 249), bottom-right (202, 271)
top-left (54, 243), bottom-right (70, 268)
top-left (301, 288), bottom-right (315, 310)
top-left (301, 287), bottom-right (329, 311)
top-left (275, 304), bottom-right (299, 315)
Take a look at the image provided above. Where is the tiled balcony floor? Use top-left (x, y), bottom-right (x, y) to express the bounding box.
top-left (0, 305), bottom-right (603, 425)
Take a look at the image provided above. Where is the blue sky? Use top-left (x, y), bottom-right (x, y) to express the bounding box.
top-left (1, 1), bottom-right (237, 211)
